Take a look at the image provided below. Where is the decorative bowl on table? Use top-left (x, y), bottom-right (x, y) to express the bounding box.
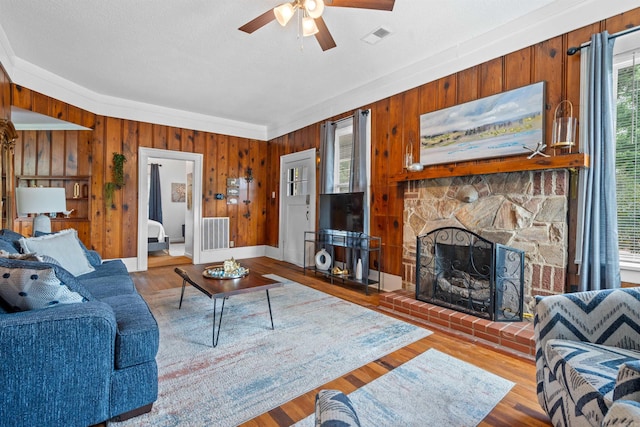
top-left (202, 258), bottom-right (249, 279)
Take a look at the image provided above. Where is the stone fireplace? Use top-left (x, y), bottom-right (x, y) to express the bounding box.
top-left (403, 170), bottom-right (569, 317)
top-left (416, 227), bottom-right (525, 321)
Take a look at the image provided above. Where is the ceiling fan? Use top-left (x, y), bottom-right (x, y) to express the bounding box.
top-left (238, 0), bottom-right (395, 51)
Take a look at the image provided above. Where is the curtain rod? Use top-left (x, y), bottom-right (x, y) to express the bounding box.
top-left (330, 109), bottom-right (370, 125)
top-left (567, 25), bottom-right (640, 55)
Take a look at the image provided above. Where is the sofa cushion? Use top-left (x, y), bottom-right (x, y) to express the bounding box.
top-left (78, 259), bottom-right (128, 279)
top-left (80, 275), bottom-right (136, 299)
top-left (19, 229), bottom-right (95, 276)
top-left (545, 339), bottom-right (640, 425)
top-left (0, 263), bottom-right (88, 311)
top-left (77, 260), bottom-right (135, 299)
top-left (99, 293), bottom-right (159, 369)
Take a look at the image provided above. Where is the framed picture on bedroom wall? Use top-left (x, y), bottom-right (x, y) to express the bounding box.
top-left (171, 182), bottom-right (186, 202)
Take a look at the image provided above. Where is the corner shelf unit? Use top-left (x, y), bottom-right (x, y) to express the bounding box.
top-left (303, 230), bottom-right (382, 295)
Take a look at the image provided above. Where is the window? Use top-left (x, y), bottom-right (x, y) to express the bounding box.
top-left (614, 44), bottom-right (640, 262)
top-left (333, 119), bottom-right (354, 194)
top-left (286, 165), bottom-right (308, 197)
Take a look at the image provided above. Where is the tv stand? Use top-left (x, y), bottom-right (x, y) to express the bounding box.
top-left (303, 230), bottom-right (381, 295)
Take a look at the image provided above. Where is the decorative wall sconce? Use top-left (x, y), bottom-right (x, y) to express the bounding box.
top-left (244, 167), bottom-right (254, 183)
top-left (550, 100), bottom-right (577, 153)
top-left (243, 168), bottom-right (253, 218)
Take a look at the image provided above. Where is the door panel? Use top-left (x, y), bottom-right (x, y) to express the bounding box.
top-left (280, 149), bottom-right (316, 267)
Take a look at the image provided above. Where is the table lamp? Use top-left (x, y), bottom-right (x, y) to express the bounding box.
top-left (15, 187), bottom-right (67, 233)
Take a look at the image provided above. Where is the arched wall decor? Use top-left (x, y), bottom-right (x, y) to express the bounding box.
top-left (0, 118), bottom-right (18, 229)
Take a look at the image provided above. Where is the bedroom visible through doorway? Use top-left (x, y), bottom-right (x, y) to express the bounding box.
top-left (137, 148), bottom-right (203, 271)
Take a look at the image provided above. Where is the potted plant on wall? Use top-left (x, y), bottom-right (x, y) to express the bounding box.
top-left (104, 152), bottom-right (126, 207)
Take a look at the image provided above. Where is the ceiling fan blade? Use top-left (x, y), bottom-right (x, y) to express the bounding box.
top-left (238, 9), bottom-right (276, 34)
top-left (325, 0), bottom-right (394, 11)
top-left (314, 17), bottom-right (336, 51)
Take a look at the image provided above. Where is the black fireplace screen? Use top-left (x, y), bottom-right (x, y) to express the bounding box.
top-left (416, 227), bottom-right (524, 322)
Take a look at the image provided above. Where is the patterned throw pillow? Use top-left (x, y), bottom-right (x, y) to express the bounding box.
top-left (0, 265), bottom-right (87, 311)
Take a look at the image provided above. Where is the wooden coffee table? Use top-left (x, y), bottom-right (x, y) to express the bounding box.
top-left (174, 265), bottom-right (283, 347)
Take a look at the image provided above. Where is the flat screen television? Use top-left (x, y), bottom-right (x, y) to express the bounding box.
top-left (319, 192), bottom-right (364, 233)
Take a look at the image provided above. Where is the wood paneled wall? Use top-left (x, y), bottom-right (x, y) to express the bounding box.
top-left (2, 7), bottom-right (639, 271)
top-left (10, 86), bottom-right (269, 259)
top-left (267, 8), bottom-right (640, 277)
top-left (0, 64), bottom-right (9, 121)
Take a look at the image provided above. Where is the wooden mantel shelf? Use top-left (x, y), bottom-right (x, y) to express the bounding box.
top-left (389, 153), bottom-right (589, 182)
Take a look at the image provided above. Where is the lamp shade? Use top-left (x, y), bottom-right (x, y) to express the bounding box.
top-left (15, 187), bottom-right (67, 215)
top-left (304, 0), bottom-right (324, 19)
top-left (302, 16), bottom-right (319, 37)
top-left (274, 3), bottom-right (295, 26)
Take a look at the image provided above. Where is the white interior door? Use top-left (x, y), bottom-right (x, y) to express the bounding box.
top-left (280, 149), bottom-right (316, 267)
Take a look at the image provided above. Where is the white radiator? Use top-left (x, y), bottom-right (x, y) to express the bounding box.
top-left (201, 217), bottom-right (230, 251)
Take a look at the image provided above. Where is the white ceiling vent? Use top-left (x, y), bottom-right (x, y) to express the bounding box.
top-left (361, 26), bottom-right (393, 45)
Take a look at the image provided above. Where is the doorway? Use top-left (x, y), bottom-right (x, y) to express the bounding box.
top-left (279, 148), bottom-right (316, 267)
top-left (137, 148), bottom-right (203, 271)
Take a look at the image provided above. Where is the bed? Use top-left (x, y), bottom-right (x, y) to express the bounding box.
top-left (148, 219), bottom-right (170, 252)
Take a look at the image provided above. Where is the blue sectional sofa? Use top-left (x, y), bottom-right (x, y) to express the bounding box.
top-left (0, 229), bottom-right (159, 426)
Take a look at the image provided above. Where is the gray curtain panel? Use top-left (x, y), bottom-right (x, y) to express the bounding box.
top-left (578, 31), bottom-right (621, 291)
top-left (149, 163), bottom-right (163, 224)
top-left (349, 109), bottom-right (369, 193)
top-left (319, 120), bottom-right (337, 194)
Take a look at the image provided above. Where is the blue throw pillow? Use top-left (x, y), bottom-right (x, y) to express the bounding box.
top-left (0, 238), bottom-right (19, 254)
top-left (0, 229), bottom-right (24, 253)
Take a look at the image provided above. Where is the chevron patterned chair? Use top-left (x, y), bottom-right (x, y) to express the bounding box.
top-left (535, 288), bottom-right (640, 427)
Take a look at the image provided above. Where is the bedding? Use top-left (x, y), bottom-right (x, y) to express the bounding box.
top-left (148, 219), bottom-right (170, 252)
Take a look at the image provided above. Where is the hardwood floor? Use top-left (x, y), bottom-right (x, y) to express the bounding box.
top-left (131, 257), bottom-right (551, 427)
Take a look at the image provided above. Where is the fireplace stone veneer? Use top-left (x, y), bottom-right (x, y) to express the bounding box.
top-left (403, 170), bottom-right (569, 316)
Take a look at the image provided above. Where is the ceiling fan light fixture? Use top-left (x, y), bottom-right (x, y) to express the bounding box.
top-left (304, 0), bottom-right (324, 19)
top-left (302, 16), bottom-right (319, 37)
top-left (274, 3), bottom-right (295, 26)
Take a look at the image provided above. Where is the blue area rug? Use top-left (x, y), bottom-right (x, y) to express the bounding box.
top-left (295, 348), bottom-right (514, 427)
top-left (116, 278), bottom-right (431, 426)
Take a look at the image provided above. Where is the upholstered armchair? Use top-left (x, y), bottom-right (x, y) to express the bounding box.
top-left (534, 288), bottom-right (640, 427)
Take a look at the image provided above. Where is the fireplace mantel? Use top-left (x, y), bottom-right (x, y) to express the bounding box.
top-left (389, 153), bottom-right (589, 182)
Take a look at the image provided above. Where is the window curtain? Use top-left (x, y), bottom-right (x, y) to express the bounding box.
top-left (319, 109), bottom-right (369, 194)
top-left (578, 31), bottom-right (621, 291)
top-left (350, 109), bottom-right (368, 193)
top-left (149, 163), bottom-right (163, 224)
top-left (319, 121), bottom-right (337, 194)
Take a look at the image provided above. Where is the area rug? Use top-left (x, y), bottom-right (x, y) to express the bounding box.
top-left (295, 348), bottom-right (514, 427)
top-left (116, 277), bottom-right (431, 426)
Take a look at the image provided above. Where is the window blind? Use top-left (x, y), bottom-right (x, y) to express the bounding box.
top-left (615, 51), bottom-right (640, 260)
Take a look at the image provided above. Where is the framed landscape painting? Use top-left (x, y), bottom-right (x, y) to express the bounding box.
top-left (419, 81), bottom-right (545, 166)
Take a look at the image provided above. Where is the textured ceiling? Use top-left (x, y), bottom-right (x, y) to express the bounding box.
top-left (0, 0), bottom-right (637, 139)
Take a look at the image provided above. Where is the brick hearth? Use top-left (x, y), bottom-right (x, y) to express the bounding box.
top-left (379, 290), bottom-right (535, 360)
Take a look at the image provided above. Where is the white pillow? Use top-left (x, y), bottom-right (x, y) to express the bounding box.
top-left (19, 229), bottom-right (95, 276)
top-left (0, 265), bottom-right (86, 310)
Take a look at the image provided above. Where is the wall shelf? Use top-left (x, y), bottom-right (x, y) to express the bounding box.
top-left (389, 153), bottom-right (589, 182)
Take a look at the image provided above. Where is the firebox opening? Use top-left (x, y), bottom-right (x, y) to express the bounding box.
top-left (416, 227), bottom-right (524, 322)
